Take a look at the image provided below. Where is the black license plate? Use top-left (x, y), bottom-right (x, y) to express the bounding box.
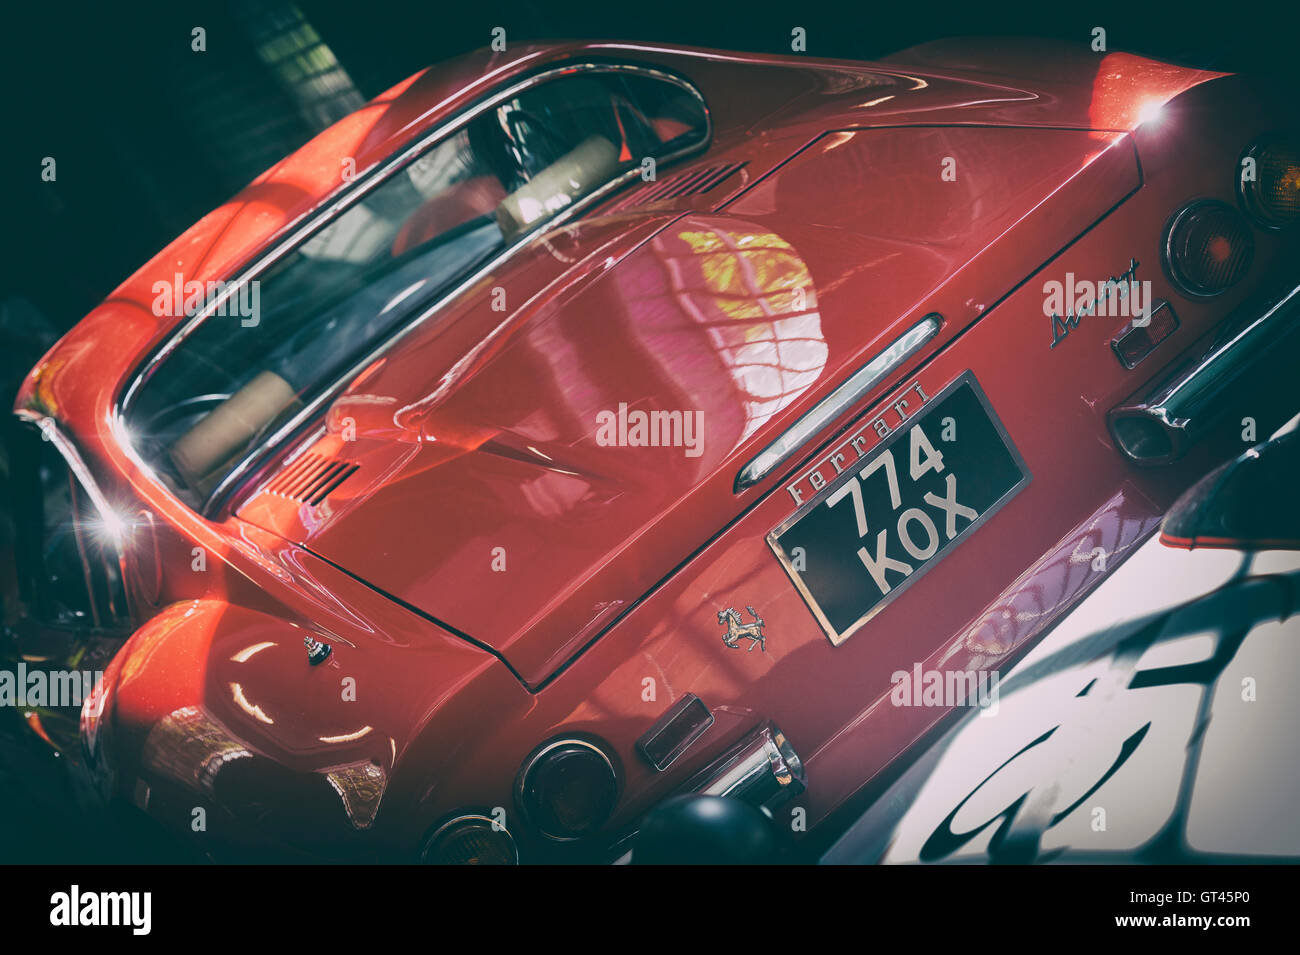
top-left (768, 372), bottom-right (1029, 646)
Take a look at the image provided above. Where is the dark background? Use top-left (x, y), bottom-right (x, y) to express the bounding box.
top-left (2, 0), bottom-right (1296, 347)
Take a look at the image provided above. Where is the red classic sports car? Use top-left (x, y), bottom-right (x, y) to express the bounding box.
top-left (15, 37), bottom-right (1300, 863)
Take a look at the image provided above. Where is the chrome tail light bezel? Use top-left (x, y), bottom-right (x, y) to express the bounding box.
top-left (1160, 198), bottom-right (1255, 300)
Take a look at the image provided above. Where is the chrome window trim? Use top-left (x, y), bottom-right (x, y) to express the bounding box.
top-left (111, 60), bottom-right (711, 519)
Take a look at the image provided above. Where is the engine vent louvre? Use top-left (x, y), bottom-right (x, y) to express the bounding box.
top-left (612, 161), bottom-right (747, 210)
top-left (265, 453), bottom-right (359, 506)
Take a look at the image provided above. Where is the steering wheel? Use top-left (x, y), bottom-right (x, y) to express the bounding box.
top-left (502, 108), bottom-right (577, 162)
top-left (139, 393), bottom-right (230, 436)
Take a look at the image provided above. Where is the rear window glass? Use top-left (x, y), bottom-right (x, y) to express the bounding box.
top-left (125, 69), bottom-right (708, 507)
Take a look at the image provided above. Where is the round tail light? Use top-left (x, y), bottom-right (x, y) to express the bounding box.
top-left (517, 738), bottom-right (619, 840)
top-left (1163, 199), bottom-right (1254, 297)
top-left (1239, 137), bottom-right (1300, 228)
top-left (420, 814), bottom-right (518, 865)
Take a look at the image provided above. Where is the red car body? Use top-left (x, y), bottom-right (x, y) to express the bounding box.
top-left (15, 37), bottom-right (1300, 861)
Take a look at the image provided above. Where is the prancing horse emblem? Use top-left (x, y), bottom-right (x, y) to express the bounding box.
top-left (718, 606), bottom-right (767, 652)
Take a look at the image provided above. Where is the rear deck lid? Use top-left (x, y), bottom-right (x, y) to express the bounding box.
top-left (237, 126), bottom-right (1141, 685)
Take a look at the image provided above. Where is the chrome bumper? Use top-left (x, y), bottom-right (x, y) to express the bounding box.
top-left (610, 722), bottom-right (805, 863)
top-left (1109, 282), bottom-right (1300, 464)
top-left (687, 721), bottom-right (806, 811)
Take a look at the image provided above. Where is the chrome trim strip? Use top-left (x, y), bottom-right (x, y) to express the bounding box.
top-left (1109, 281), bottom-right (1300, 464)
top-left (734, 314), bottom-right (942, 493)
top-left (110, 61), bottom-right (712, 518)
